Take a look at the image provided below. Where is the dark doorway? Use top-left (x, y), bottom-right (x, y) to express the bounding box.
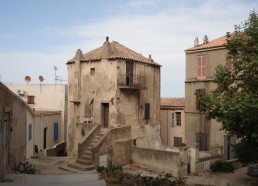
top-left (102, 103), bottom-right (109, 128)
top-left (2, 112), bottom-right (10, 178)
top-left (43, 127), bottom-right (48, 149)
top-left (126, 61), bottom-right (134, 85)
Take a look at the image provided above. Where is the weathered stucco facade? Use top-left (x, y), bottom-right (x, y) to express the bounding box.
top-left (185, 36), bottom-right (234, 159)
top-left (6, 84), bottom-right (68, 145)
top-left (67, 37), bottom-right (161, 156)
top-left (160, 98), bottom-right (185, 147)
top-left (0, 83), bottom-right (28, 180)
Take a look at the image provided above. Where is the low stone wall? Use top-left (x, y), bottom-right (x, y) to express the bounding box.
top-left (195, 156), bottom-right (222, 173)
top-left (45, 142), bottom-right (66, 156)
top-left (92, 125), bottom-right (131, 166)
top-left (131, 146), bottom-right (187, 176)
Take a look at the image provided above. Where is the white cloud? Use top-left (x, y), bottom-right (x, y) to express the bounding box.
top-left (1, 0), bottom-right (257, 97)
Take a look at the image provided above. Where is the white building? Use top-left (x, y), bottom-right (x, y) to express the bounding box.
top-left (6, 84), bottom-right (68, 155)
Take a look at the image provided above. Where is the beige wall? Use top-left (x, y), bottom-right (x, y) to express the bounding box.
top-left (67, 57), bottom-right (160, 155)
top-left (0, 83), bottom-right (27, 179)
top-left (26, 110), bottom-right (35, 158)
top-left (160, 109), bottom-right (185, 147)
top-left (6, 84), bottom-right (68, 143)
top-left (185, 48), bottom-right (227, 149)
top-left (34, 112), bottom-right (62, 152)
top-left (132, 146), bottom-right (188, 176)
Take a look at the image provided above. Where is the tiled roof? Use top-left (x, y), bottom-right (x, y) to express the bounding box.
top-left (185, 36), bottom-right (227, 52)
top-left (160, 97), bottom-right (185, 108)
top-left (34, 108), bottom-right (61, 114)
top-left (68, 41), bottom-right (160, 66)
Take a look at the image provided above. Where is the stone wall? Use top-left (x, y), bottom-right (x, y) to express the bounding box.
top-left (131, 146), bottom-right (188, 176)
top-left (0, 83), bottom-right (27, 179)
top-left (92, 126), bottom-right (131, 166)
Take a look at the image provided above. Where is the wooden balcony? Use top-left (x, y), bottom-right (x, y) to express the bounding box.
top-left (117, 74), bottom-right (147, 90)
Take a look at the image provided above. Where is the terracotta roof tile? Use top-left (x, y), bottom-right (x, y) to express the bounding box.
top-left (185, 35), bottom-right (227, 52)
top-left (34, 108), bottom-right (61, 114)
top-left (68, 41), bottom-right (160, 66)
top-left (160, 97), bottom-right (185, 108)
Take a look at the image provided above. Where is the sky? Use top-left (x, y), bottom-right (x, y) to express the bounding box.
top-left (0, 0), bottom-right (257, 97)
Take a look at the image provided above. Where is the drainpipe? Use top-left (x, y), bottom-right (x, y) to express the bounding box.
top-left (167, 110), bottom-right (168, 146)
top-left (40, 114), bottom-right (43, 151)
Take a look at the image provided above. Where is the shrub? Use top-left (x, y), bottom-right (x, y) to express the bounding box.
top-left (210, 160), bottom-right (234, 173)
top-left (14, 161), bottom-right (36, 174)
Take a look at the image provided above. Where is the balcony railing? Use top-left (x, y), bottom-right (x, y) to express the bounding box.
top-left (117, 74), bottom-right (146, 90)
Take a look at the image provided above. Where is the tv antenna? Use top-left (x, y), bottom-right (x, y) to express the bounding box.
top-left (54, 66), bottom-right (67, 84)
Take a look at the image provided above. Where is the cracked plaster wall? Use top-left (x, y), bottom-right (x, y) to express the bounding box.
top-left (67, 56), bottom-right (160, 155)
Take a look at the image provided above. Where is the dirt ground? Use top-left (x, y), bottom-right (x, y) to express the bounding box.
top-left (123, 164), bottom-right (258, 186)
top-left (24, 157), bottom-right (258, 186)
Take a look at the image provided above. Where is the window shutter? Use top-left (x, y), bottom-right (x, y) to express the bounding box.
top-left (144, 103), bottom-right (150, 120)
top-left (196, 132), bottom-right (208, 150)
top-left (196, 89), bottom-right (201, 110)
top-left (54, 123), bottom-right (58, 141)
top-left (29, 124), bottom-right (32, 141)
top-left (171, 112), bottom-right (175, 126)
top-left (174, 137), bottom-right (182, 147)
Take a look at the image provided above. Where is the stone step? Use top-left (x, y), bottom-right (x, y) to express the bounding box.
top-left (67, 162), bottom-right (95, 171)
top-left (82, 151), bottom-right (92, 157)
top-left (80, 155), bottom-right (92, 161)
top-left (76, 158), bottom-right (93, 166)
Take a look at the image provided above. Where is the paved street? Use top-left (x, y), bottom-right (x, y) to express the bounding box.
top-left (1, 157), bottom-right (105, 186)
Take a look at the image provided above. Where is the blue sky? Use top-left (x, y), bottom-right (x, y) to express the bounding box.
top-left (0, 0), bottom-right (257, 97)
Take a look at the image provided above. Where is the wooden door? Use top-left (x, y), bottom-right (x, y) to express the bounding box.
top-left (103, 104), bottom-right (109, 128)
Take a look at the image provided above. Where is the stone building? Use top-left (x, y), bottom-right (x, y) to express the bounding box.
top-left (160, 98), bottom-right (185, 147)
top-left (66, 37), bottom-right (161, 156)
top-left (0, 82), bottom-right (29, 180)
top-left (185, 35), bottom-right (235, 160)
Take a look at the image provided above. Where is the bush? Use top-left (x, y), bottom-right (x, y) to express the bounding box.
top-left (14, 161), bottom-right (36, 174)
top-left (210, 160), bottom-right (234, 173)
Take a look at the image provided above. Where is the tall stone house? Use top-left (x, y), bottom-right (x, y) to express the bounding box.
top-left (185, 35), bottom-right (235, 160)
top-left (66, 37), bottom-right (161, 157)
top-left (160, 98), bottom-right (185, 147)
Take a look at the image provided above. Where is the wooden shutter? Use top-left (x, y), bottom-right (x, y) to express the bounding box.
top-left (174, 137), bottom-right (182, 147)
top-left (196, 132), bottom-right (208, 150)
top-left (54, 123), bottom-right (58, 141)
top-left (144, 103), bottom-right (150, 120)
top-left (171, 112), bottom-right (175, 127)
top-left (29, 124), bottom-right (32, 141)
top-left (197, 55), bottom-right (207, 80)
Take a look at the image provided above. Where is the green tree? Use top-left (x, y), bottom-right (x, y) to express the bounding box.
top-left (201, 11), bottom-right (258, 164)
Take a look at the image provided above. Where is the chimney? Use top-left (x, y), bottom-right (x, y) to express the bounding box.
top-left (194, 37), bottom-right (199, 47)
top-left (148, 54), bottom-right (154, 63)
top-left (203, 35), bottom-right (209, 44)
top-left (102, 36), bottom-right (113, 59)
top-left (75, 49), bottom-right (83, 60)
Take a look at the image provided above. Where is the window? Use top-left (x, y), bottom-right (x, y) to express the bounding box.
top-left (171, 113), bottom-right (175, 127)
top-left (197, 55), bottom-right (206, 80)
top-left (90, 68), bottom-right (95, 76)
top-left (176, 112), bottom-right (181, 126)
top-left (54, 122), bottom-right (58, 141)
top-left (144, 103), bottom-right (150, 120)
top-left (195, 89), bottom-right (206, 110)
top-left (196, 132), bottom-right (208, 150)
top-left (174, 137), bottom-right (182, 147)
top-left (28, 124), bottom-right (32, 141)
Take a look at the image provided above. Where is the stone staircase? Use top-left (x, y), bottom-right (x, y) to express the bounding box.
top-left (67, 128), bottom-right (107, 171)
